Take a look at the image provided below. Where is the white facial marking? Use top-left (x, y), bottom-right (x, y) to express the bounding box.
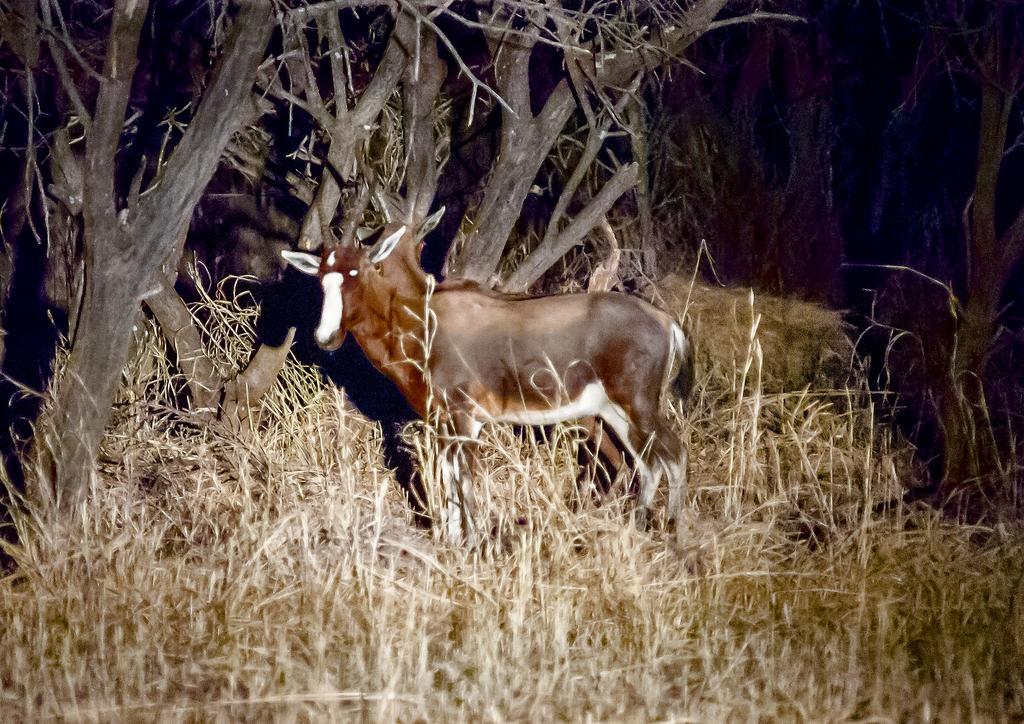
top-left (316, 272), bottom-right (344, 346)
top-left (349, 269), bottom-right (358, 277)
top-left (327, 251), bottom-right (336, 267)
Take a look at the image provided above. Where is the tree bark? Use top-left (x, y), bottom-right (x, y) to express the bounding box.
top-left (38, 258), bottom-right (140, 509)
top-left (37, 0), bottom-right (273, 511)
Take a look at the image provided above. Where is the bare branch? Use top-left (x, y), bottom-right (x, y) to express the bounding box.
top-left (589, 0), bottom-right (731, 86)
top-left (294, 31), bottom-right (330, 118)
top-left (437, 4), bottom-right (580, 53)
top-left (296, 8), bottom-right (409, 249)
top-left (704, 11), bottom-right (804, 34)
top-left (145, 277), bottom-right (223, 413)
top-left (502, 161), bottom-right (638, 291)
top-left (136, 1), bottom-right (273, 262)
top-left (220, 327), bottom-right (297, 434)
top-left (400, 0), bottom-right (514, 116)
top-left (85, 0), bottom-right (150, 221)
top-left (288, 0), bottom-right (397, 19)
top-left (545, 79), bottom-right (635, 239)
top-left (319, 10), bottom-right (348, 109)
top-left (263, 82), bottom-right (334, 129)
top-left (546, 122), bottom-right (607, 238)
top-left (38, 0), bottom-right (90, 129)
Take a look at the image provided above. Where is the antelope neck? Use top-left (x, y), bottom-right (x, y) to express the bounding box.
top-left (343, 260), bottom-right (430, 370)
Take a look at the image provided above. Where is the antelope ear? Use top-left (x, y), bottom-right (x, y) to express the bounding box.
top-left (281, 249), bottom-right (321, 276)
top-left (417, 205), bottom-right (445, 240)
top-left (367, 224), bottom-right (407, 264)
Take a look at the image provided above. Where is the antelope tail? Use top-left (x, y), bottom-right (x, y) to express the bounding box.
top-left (667, 322), bottom-right (695, 409)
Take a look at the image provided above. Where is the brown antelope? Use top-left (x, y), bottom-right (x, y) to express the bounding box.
top-left (282, 211), bottom-right (693, 542)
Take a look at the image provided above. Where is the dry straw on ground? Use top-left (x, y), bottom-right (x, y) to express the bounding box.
top-left (2, 278), bottom-right (1022, 721)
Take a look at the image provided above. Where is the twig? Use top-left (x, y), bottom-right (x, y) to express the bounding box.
top-left (398, 0), bottom-right (515, 117)
top-left (39, 0), bottom-right (91, 129)
top-left (841, 262), bottom-right (961, 315)
top-left (704, 11), bottom-right (805, 33)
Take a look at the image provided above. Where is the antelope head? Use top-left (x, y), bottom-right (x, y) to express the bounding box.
top-left (281, 225), bottom-right (407, 350)
top-left (281, 206), bottom-right (444, 351)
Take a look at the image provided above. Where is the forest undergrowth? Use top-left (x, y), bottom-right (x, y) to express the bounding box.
top-left (1, 277), bottom-right (1022, 722)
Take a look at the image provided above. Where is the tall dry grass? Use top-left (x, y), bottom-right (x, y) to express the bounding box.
top-left (1, 279), bottom-right (1022, 721)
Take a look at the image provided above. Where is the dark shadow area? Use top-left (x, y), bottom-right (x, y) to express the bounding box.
top-left (0, 238), bottom-right (64, 571)
top-left (258, 268), bottom-right (430, 527)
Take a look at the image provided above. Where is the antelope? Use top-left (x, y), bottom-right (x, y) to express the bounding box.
top-left (282, 210), bottom-right (694, 542)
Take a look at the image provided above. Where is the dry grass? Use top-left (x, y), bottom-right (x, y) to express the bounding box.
top-left (2, 281), bottom-right (1023, 722)
top-left (660, 274), bottom-right (854, 394)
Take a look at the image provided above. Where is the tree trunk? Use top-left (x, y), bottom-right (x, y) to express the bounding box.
top-left (450, 91), bottom-right (576, 283)
top-left (938, 278), bottom-right (1005, 506)
top-left (35, 0), bottom-right (272, 512)
top-left (936, 35), bottom-right (1024, 508)
top-left (628, 100), bottom-right (658, 276)
top-left (37, 258), bottom-right (140, 509)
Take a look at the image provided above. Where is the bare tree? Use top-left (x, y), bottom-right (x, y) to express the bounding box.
top-left (449, 0), bottom-right (737, 285)
top-left (936, 5), bottom-right (1024, 506)
top-left (270, 6), bottom-right (410, 251)
top-left (274, 1), bottom-right (790, 290)
top-left (34, 0), bottom-right (273, 511)
top-left (8, 0), bottom-right (792, 512)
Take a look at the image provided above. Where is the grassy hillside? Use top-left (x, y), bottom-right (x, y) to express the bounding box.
top-left (2, 278), bottom-right (1022, 721)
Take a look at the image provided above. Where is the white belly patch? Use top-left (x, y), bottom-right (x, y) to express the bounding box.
top-left (489, 382), bottom-right (627, 429)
